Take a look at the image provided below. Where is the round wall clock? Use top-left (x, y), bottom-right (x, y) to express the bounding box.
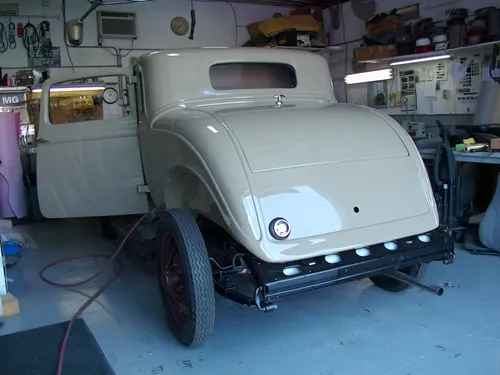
top-left (171, 16), bottom-right (189, 36)
top-left (103, 87), bottom-right (118, 104)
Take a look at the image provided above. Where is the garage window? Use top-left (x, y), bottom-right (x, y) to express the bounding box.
top-left (44, 75), bottom-right (125, 125)
top-left (209, 63), bottom-right (297, 90)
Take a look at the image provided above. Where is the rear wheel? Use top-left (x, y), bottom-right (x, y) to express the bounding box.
top-left (156, 209), bottom-right (215, 347)
top-left (369, 264), bottom-right (427, 292)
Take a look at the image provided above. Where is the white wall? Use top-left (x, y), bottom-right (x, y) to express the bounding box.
top-left (324, 0), bottom-right (498, 104)
top-left (1, 0), bottom-right (288, 79)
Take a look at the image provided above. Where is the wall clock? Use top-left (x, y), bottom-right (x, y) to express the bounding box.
top-left (171, 16), bottom-right (189, 36)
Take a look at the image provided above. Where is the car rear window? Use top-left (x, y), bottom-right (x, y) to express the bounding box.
top-left (209, 63), bottom-right (297, 90)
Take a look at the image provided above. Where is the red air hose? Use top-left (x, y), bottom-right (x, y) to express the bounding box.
top-left (39, 214), bottom-right (148, 375)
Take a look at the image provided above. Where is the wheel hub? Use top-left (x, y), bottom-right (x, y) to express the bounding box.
top-left (161, 235), bottom-right (188, 325)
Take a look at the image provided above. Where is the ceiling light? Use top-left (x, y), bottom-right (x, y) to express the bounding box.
top-left (345, 68), bottom-right (392, 85)
top-left (31, 86), bottom-right (105, 93)
top-left (390, 54), bottom-right (451, 66)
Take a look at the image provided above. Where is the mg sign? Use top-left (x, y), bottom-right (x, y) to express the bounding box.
top-left (0, 93), bottom-right (25, 107)
top-left (2, 96), bottom-right (19, 104)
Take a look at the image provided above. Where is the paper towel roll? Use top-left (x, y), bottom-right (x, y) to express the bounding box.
top-left (0, 112), bottom-right (27, 219)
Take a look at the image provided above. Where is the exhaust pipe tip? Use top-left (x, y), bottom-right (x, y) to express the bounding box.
top-left (385, 270), bottom-right (445, 296)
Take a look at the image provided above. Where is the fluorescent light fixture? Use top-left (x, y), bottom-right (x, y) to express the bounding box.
top-left (31, 86), bottom-right (106, 93)
top-left (390, 54), bottom-right (451, 66)
top-left (345, 68), bottom-right (392, 85)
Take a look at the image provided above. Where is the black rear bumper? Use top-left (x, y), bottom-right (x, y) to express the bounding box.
top-left (249, 228), bottom-right (454, 303)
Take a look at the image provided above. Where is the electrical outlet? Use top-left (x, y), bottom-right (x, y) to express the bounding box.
top-left (402, 121), bottom-right (426, 138)
top-left (401, 93), bottom-right (417, 112)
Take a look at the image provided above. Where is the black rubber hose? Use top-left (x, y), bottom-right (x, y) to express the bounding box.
top-left (435, 120), bottom-right (457, 230)
top-left (189, 8), bottom-right (196, 40)
top-left (433, 144), bottom-right (444, 187)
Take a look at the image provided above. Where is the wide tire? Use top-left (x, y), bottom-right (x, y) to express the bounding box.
top-left (369, 264), bottom-right (427, 292)
top-left (156, 209), bottom-right (215, 347)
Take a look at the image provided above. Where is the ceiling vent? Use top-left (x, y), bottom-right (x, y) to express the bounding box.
top-left (0, 3), bottom-right (19, 16)
top-left (97, 11), bottom-right (137, 43)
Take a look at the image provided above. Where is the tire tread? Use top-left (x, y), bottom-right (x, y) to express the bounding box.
top-left (157, 209), bottom-right (215, 347)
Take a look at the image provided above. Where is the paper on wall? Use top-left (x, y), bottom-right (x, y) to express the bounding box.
top-left (424, 78), bottom-right (437, 97)
top-left (449, 55), bottom-right (473, 83)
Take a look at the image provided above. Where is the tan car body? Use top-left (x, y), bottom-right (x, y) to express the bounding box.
top-left (37, 48), bottom-right (439, 263)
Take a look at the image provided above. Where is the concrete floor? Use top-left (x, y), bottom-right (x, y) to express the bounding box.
top-left (1, 218), bottom-right (499, 375)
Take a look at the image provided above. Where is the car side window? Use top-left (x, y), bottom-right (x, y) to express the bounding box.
top-left (45, 75), bottom-right (125, 125)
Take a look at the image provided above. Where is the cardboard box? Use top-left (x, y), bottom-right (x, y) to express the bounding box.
top-left (491, 137), bottom-right (500, 151)
top-left (247, 22), bottom-right (264, 39)
top-left (353, 44), bottom-right (398, 61)
top-left (290, 5), bottom-right (324, 29)
top-left (0, 293), bottom-right (20, 317)
top-left (366, 15), bottom-right (403, 34)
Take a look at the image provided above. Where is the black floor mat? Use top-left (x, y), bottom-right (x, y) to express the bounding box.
top-left (0, 318), bottom-right (115, 375)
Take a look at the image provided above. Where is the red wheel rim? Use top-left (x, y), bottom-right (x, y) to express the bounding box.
top-left (160, 234), bottom-right (188, 326)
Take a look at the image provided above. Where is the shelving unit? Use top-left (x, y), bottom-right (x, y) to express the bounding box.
top-left (355, 40), bottom-right (500, 64)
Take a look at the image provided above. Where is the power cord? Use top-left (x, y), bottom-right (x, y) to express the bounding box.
top-left (189, 0), bottom-right (196, 40)
top-left (38, 21), bottom-right (52, 57)
top-left (0, 22), bottom-right (7, 53)
top-left (226, 2), bottom-right (238, 47)
top-left (39, 214), bottom-right (147, 375)
top-left (62, 0), bottom-right (75, 72)
top-left (340, 3), bottom-right (348, 103)
top-left (22, 22), bottom-right (39, 58)
top-left (490, 44), bottom-right (500, 83)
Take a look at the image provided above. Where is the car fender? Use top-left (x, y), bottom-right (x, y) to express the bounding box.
top-left (142, 110), bottom-right (262, 244)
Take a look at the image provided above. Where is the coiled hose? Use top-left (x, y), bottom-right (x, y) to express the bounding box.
top-left (433, 120), bottom-right (457, 231)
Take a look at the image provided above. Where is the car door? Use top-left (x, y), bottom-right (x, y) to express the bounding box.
top-left (36, 73), bottom-right (149, 218)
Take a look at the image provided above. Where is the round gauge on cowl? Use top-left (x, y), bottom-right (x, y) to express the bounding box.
top-left (171, 16), bottom-right (189, 36)
top-left (102, 87), bottom-right (118, 104)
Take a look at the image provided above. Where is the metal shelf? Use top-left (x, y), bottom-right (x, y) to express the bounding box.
top-left (271, 45), bottom-right (344, 54)
top-left (211, 0), bottom-right (348, 8)
top-left (356, 39), bottom-right (500, 64)
top-left (0, 86), bottom-right (30, 93)
top-left (0, 14), bottom-right (60, 20)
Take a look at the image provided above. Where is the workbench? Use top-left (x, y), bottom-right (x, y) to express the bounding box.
top-left (419, 149), bottom-right (500, 165)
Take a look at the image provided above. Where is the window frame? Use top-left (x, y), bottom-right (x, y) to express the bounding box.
top-left (208, 62), bottom-right (298, 91)
top-left (46, 74), bottom-right (127, 126)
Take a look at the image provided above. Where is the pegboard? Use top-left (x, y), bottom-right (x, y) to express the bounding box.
top-left (379, 51), bottom-right (486, 116)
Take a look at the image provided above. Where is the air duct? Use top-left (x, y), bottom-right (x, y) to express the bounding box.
top-left (66, 0), bottom-right (153, 46)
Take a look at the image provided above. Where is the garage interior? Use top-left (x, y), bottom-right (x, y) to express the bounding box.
top-left (1, 0), bottom-right (500, 374)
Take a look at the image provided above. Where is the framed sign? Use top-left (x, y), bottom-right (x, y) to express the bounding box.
top-left (28, 47), bottom-right (61, 68)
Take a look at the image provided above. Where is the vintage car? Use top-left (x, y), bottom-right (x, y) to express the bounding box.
top-left (36, 48), bottom-right (454, 347)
